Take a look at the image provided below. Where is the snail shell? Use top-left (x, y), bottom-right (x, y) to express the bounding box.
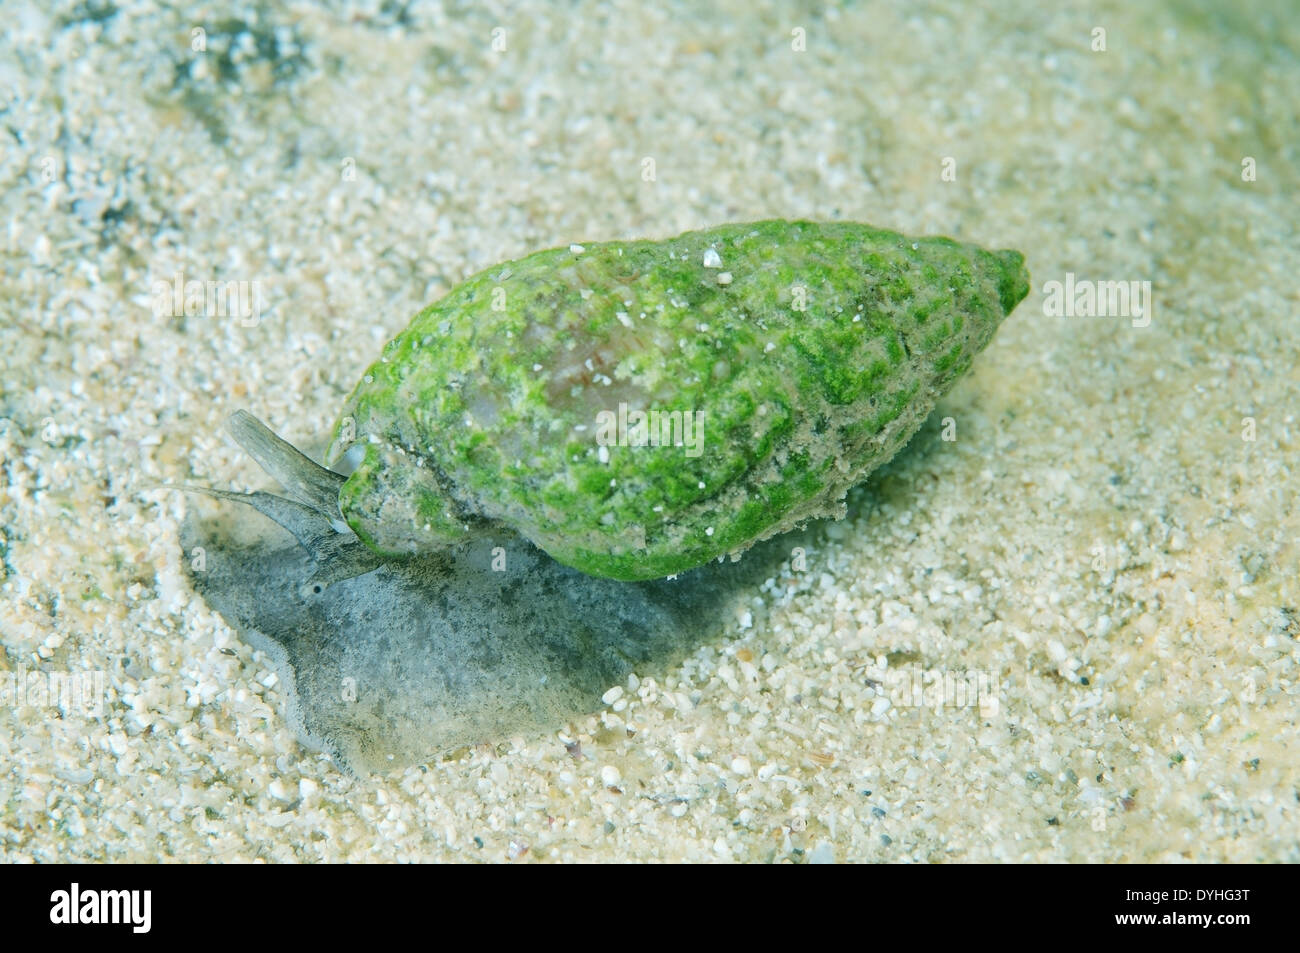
top-left (323, 220), bottom-right (1027, 581)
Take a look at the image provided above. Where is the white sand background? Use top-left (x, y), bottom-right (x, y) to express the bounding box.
top-left (1, 0), bottom-right (1297, 861)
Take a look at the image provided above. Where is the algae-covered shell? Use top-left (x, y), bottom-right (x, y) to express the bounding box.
top-left (327, 220), bottom-right (1028, 581)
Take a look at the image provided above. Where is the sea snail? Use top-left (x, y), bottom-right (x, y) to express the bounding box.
top-left (223, 220), bottom-right (1029, 584)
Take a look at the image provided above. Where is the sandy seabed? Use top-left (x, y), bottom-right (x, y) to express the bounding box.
top-left (1, 0), bottom-right (1297, 862)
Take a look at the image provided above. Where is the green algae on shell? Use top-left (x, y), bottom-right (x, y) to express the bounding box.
top-left (328, 220), bottom-right (1029, 581)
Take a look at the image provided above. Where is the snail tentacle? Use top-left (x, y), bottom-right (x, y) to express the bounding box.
top-left (225, 410), bottom-right (344, 518)
top-left (164, 410), bottom-right (387, 592)
top-left (170, 484), bottom-right (377, 578)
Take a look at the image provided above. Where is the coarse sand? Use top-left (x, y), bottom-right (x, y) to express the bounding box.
top-left (1, 0), bottom-right (1296, 861)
